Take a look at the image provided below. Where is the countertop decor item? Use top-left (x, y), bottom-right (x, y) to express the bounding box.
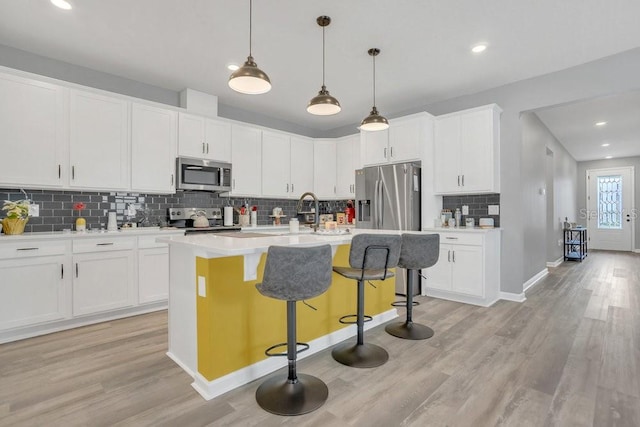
top-left (228, 0), bottom-right (271, 94)
top-left (2, 199), bottom-right (30, 235)
top-left (307, 16), bottom-right (341, 115)
top-left (74, 202), bottom-right (86, 232)
top-left (360, 48), bottom-right (389, 131)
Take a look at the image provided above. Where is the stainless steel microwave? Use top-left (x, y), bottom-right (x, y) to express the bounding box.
top-left (176, 157), bottom-right (232, 192)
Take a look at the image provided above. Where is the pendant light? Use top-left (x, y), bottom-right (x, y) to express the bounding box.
top-left (228, 0), bottom-right (271, 94)
top-left (307, 16), bottom-right (341, 115)
top-left (360, 48), bottom-right (389, 131)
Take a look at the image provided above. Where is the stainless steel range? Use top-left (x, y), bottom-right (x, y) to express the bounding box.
top-left (168, 207), bottom-right (241, 234)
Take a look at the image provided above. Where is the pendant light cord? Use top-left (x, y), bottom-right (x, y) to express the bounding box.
top-left (372, 53), bottom-right (376, 107)
top-left (249, 0), bottom-right (253, 57)
top-left (322, 25), bottom-right (326, 86)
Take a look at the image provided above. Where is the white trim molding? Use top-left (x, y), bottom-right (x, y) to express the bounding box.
top-left (546, 257), bottom-right (563, 268)
top-left (499, 291), bottom-right (526, 303)
top-left (523, 268), bottom-right (549, 293)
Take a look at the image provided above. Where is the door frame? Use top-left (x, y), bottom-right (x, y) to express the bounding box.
top-left (586, 166), bottom-right (635, 251)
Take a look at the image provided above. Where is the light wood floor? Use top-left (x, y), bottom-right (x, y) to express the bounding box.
top-left (1, 250), bottom-right (639, 426)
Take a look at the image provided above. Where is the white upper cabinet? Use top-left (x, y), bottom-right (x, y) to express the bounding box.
top-left (69, 90), bottom-right (130, 190)
top-left (131, 103), bottom-right (177, 193)
top-left (261, 131), bottom-right (291, 198)
top-left (0, 73), bottom-right (68, 188)
top-left (335, 134), bottom-right (360, 198)
top-left (361, 113), bottom-right (431, 166)
top-left (313, 139), bottom-right (337, 199)
top-left (434, 104), bottom-right (501, 194)
top-left (230, 124), bottom-right (262, 197)
top-left (289, 136), bottom-right (314, 198)
top-left (178, 113), bottom-right (231, 162)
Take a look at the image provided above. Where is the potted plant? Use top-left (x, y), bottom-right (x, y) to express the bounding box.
top-left (2, 199), bottom-right (30, 235)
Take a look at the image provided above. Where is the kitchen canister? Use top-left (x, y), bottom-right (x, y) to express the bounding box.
top-left (223, 206), bottom-right (233, 226)
top-left (107, 212), bottom-right (118, 231)
top-left (250, 211), bottom-right (257, 227)
top-left (289, 218), bottom-right (299, 234)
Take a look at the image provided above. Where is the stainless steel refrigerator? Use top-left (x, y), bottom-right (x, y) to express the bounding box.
top-left (355, 162), bottom-right (421, 295)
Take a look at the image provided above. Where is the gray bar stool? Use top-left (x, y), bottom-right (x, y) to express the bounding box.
top-left (332, 234), bottom-right (402, 368)
top-left (255, 244), bottom-right (333, 416)
top-left (385, 233), bottom-right (440, 340)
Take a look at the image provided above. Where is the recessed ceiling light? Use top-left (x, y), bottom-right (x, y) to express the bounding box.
top-left (595, 121), bottom-right (607, 126)
top-left (471, 44), bottom-right (487, 53)
top-left (605, 156), bottom-right (613, 159)
top-left (51, 0), bottom-right (72, 10)
top-left (227, 64), bottom-right (239, 71)
top-left (601, 143), bottom-right (610, 147)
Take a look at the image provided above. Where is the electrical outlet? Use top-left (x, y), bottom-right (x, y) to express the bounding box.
top-left (29, 204), bottom-right (40, 217)
top-left (197, 276), bottom-right (206, 297)
top-left (558, 239), bottom-right (563, 246)
top-left (462, 205), bottom-right (469, 215)
top-left (488, 205), bottom-right (500, 215)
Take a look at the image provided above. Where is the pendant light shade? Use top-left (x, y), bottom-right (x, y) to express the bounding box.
top-left (360, 48), bottom-right (389, 131)
top-left (307, 16), bottom-right (341, 115)
top-left (229, 0), bottom-right (271, 95)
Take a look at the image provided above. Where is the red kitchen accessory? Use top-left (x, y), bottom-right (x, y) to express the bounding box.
top-left (345, 200), bottom-right (355, 224)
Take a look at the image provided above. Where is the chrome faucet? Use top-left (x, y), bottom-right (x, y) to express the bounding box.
top-left (296, 191), bottom-right (320, 232)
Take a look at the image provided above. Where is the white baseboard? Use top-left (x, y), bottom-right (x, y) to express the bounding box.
top-left (633, 249), bottom-right (640, 254)
top-left (166, 351), bottom-right (195, 378)
top-left (191, 308), bottom-right (398, 401)
top-left (546, 257), bottom-right (563, 268)
top-left (523, 268), bottom-right (549, 293)
top-left (499, 291), bottom-right (526, 303)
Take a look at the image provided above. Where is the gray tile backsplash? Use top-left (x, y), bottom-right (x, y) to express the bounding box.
top-left (442, 193), bottom-right (500, 227)
top-left (1, 188), bottom-right (349, 232)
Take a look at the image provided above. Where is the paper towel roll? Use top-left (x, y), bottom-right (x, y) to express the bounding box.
top-left (107, 212), bottom-right (118, 231)
top-left (224, 206), bottom-right (233, 226)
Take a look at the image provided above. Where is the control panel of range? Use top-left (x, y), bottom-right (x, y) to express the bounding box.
top-left (168, 207), bottom-right (222, 220)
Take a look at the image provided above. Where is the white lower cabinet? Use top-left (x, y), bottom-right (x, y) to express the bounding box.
top-left (423, 230), bottom-right (500, 306)
top-left (137, 235), bottom-right (170, 304)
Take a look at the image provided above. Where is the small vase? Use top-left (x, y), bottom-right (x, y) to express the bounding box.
top-left (2, 217), bottom-right (28, 235)
top-left (76, 217), bottom-right (86, 232)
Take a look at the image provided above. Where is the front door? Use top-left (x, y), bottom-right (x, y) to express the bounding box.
top-left (587, 167), bottom-right (634, 251)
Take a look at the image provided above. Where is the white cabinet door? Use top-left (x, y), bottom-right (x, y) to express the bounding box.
top-left (205, 118), bottom-right (232, 162)
top-left (313, 139), bottom-right (337, 199)
top-left (231, 124), bottom-right (262, 196)
top-left (261, 131), bottom-right (291, 198)
top-left (131, 103), bottom-right (177, 193)
top-left (336, 135), bottom-right (358, 198)
top-left (178, 113), bottom-right (206, 158)
top-left (361, 130), bottom-right (389, 166)
top-left (459, 109), bottom-right (494, 193)
top-left (290, 136), bottom-right (314, 198)
top-left (425, 246), bottom-right (453, 291)
top-left (388, 116), bottom-right (423, 163)
top-left (138, 247), bottom-right (169, 304)
top-left (0, 256), bottom-right (69, 330)
top-left (0, 73), bottom-right (68, 188)
top-left (69, 90), bottom-right (129, 190)
top-left (451, 245), bottom-right (484, 297)
top-left (73, 251), bottom-right (135, 316)
top-left (434, 115), bottom-right (462, 194)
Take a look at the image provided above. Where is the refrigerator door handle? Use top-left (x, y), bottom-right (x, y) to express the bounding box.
top-left (378, 179), bottom-right (384, 228)
top-left (372, 179), bottom-right (378, 228)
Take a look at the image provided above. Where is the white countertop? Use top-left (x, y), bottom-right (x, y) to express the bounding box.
top-left (422, 226), bottom-right (501, 233)
top-left (0, 227), bottom-right (185, 242)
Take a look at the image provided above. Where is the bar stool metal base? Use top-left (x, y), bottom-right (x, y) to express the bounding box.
top-left (331, 342), bottom-right (389, 368)
top-left (255, 373), bottom-right (329, 416)
top-left (385, 321), bottom-right (434, 340)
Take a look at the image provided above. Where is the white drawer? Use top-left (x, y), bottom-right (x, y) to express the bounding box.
top-left (138, 235), bottom-right (168, 249)
top-left (437, 232), bottom-right (483, 246)
top-left (73, 237), bottom-right (135, 254)
top-left (0, 240), bottom-right (69, 259)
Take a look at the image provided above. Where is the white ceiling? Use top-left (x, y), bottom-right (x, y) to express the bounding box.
top-left (1, 0), bottom-right (640, 137)
top-left (535, 91), bottom-right (640, 162)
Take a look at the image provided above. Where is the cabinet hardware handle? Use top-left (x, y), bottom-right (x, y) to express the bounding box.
top-left (72, 166), bottom-right (75, 180)
top-left (286, 183), bottom-right (289, 193)
top-left (206, 143), bottom-right (210, 154)
top-left (384, 147), bottom-right (387, 159)
top-left (58, 164), bottom-right (61, 179)
top-left (447, 250), bottom-right (451, 262)
top-left (202, 142), bottom-right (205, 153)
top-left (462, 175), bottom-right (465, 186)
top-left (233, 178), bottom-right (235, 189)
top-left (61, 264), bottom-right (64, 279)
top-left (291, 184), bottom-right (294, 192)
top-left (334, 185), bottom-right (336, 194)
top-left (171, 174), bottom-right (174, 186)
top-left (96, 242), bottom-right (114, 246)
top-left (17, 247), bottom-right (39, 251)
top-left (445, 237), bottom-right (458, 240)
top-left (452, 251), bottom-right (456, 262)
top-left (390, 146), bottom-right (394, 158)
top-left (457, 175), bottom-right (460, 186)
top-left (76, 263), bottom-right (78, 278)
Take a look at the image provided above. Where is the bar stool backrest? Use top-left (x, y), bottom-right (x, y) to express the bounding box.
top-left (398, 233), bottom-right (440, 270)
top-left (349, 234), bottom-right (402, 276)
top-left (258, 245), bottom-right (333, 301)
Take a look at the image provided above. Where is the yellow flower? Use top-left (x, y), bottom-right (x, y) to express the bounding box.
top-left (2, 199), bottom-right (30, 220)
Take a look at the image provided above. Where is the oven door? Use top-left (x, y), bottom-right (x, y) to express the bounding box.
top-left (176, 157), bottom-right (232, 192)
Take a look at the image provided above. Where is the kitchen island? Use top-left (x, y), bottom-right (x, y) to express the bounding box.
top-left (160, 229), bottom-right (401, 400)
